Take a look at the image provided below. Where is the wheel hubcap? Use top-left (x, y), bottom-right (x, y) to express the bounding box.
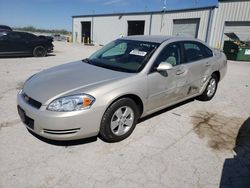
top-left (37, 48), bottom-right (44, 56)
top-left (207, 78), bottom-right (216, 97)
top-left (110, 106), bottom-right (134, 136)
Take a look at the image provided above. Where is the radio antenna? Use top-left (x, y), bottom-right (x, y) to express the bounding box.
top-left (163, 0), bottom-right (167, 11)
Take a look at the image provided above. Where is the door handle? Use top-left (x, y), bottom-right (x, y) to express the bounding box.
top-left (176, 69), bottom-right (185, 75)
top-left (205, 62), bottom-right (211, 67)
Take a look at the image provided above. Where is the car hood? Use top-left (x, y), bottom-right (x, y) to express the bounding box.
top-left (23, 61), bottom-right (132, 104)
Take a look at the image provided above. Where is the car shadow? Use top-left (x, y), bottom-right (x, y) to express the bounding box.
top-left (98, 98), bottom-right (196, 143)
top-left (138, 98), bottom-right (195, 123)
top-left (27, 129), bottom-right (98, 146)
top-left (219, 117), bottom-right (250, 188)
top-left (0, 53), bottom-right (55, 59)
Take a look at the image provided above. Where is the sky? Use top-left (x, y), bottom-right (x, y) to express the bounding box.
top-left (0, 0), bottom-right (218, 31)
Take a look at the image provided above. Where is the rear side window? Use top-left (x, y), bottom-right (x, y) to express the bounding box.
top-left (183, 42), bottom-right (204, 62)
top-left (19, 33), bottom-right (37, 40)
top-left (8, 33), bottom-right (21, 40)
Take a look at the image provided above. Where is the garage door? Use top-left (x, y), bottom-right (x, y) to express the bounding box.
top-left (224, 22), bottom-right (250, 41)
top-left (173, 18), bottom-right (200, 38)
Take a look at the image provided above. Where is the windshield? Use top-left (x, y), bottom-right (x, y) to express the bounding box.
top-left (86, 39), bottom-right (159, 73)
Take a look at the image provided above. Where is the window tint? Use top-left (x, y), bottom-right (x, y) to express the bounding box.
top-left (0, 33), bottom-right (7, 41)
top-left (23, 33), bottom-right (37, 40)
top-left (8, 32), bottom-right (21, 40)
top-left (153, 43), bottom-right (181, 69)
top-left (88, 39), bottom-right (159, 73)
top-left (102, 42), bottom-right (127, 57)
top-left (183, 42), bottom-right (204, 62)
top-left (0, 32), bottom-right (7, 37)
top-left (200, 43), bottom-right (213, 58)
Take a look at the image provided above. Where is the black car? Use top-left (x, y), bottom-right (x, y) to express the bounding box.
top-left (0, 31), bottom-right (53, 57)
top-left (0, 25), bottom-right (12, 32)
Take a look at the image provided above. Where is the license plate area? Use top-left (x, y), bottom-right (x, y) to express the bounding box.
top-left (17, 106), bottom-right (34, 130)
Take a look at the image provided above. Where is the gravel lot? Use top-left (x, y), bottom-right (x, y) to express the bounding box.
top-left (0, 42), bottom-right (250, 188)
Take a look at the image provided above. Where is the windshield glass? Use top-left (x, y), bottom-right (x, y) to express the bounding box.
top-left (86, 39), bottom-right (159, 73)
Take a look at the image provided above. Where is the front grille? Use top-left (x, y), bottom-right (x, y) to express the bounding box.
top-left (43, 128), bottom-right (80, 135)
top-left (23, 93), bottom-right (42, 109)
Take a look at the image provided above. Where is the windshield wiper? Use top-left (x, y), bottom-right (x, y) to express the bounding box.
top-left (94, 63), bottom-right (134, 73)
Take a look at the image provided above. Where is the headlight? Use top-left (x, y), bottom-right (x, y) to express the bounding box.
top-left (47, 94), bottom-right (95, 112)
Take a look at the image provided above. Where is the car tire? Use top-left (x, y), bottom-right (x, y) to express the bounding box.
top-left (198, 74), bottom-right (218, 101)
top-left (100, 98), bottom-right (139, 143)
top-left (33, 46), bottom-right (47, 57)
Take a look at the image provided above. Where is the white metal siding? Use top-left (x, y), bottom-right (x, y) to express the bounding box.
top-left (73, 17), bottom-right (92, 43)
top-left (72, 1), bottom-right (250, 47)
top-left (172, 19), bottom-right (200, 38)
top-left (73, 9), bottom-right (210, 45)
top-left (73, 15), bottom-right (151, 45)
top-left (150, 10), bottom-right (210, 41)
top-left (209, 0), bottom-right (250, 48)
top-left (94, 15), bottom-right (151, 45)
top-left (224, 22), bottom-right (250, 41)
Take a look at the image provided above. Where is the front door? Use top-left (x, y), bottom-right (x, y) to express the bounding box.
top-left (146, 42), bottom-right (188, 113)
top-left (0, 33), bottom-right (9, 53)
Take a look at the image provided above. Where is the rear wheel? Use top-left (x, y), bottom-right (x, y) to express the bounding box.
top-left (33, 46), bottom-right (47, 57)
top-left (100, 98), bottom-right (139, 142)
top-left (198, 74), bottom-right (218, 101)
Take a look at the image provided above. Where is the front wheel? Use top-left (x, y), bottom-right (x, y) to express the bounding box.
top-left (198, 74), bottom-right (218, 101)
top-left (33, 46), bottom-right (47, 57)
top-left (100, 98), bottom-right (139, 142)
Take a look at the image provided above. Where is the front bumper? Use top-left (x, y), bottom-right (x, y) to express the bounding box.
top-left (17, 92), bottom-right (104, 141)
top-left (47, 46), bottom-right (54, 53)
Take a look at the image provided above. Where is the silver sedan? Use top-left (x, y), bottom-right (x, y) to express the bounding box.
top-left (17, 35), bottom-right (227, 142)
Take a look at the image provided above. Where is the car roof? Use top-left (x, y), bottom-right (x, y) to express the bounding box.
top-left (0, 25), bottom-right (12, 31)
top-left (121, 35), bottom-right (202, 44)
top-left (121, 35), bottom-right (172, 43)
top-left (4, 31), bottom-right (35, 35)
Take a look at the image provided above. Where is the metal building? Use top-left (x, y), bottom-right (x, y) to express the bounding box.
top-left (72, 0), bottom-right (250, 48)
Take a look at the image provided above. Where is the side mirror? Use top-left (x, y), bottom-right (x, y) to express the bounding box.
top-left (156, 62), bottom-right (173, 72)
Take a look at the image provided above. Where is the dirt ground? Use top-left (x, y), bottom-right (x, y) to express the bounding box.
top-left (0, 41), bottom-right (250, 188)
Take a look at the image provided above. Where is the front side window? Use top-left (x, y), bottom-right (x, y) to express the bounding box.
top-left (153, 43), bottom-right (181, 70)
top-left (87, 39), bottom-right (159, 73)
top-left (183, 42), bottom-right (204, 62)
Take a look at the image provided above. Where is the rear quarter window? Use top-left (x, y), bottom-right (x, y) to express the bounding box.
top-left (200, 44), bottom-right (213, 58)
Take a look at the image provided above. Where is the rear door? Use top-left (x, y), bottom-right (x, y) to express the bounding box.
top-left (21, 33), bottom-right (38, 52)
top-left (7, 32), bottom-right (27, 53)
top-left (146, 42), bottom-right (188, 112)
top-left (181, 41), bottom-right (208, 96)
